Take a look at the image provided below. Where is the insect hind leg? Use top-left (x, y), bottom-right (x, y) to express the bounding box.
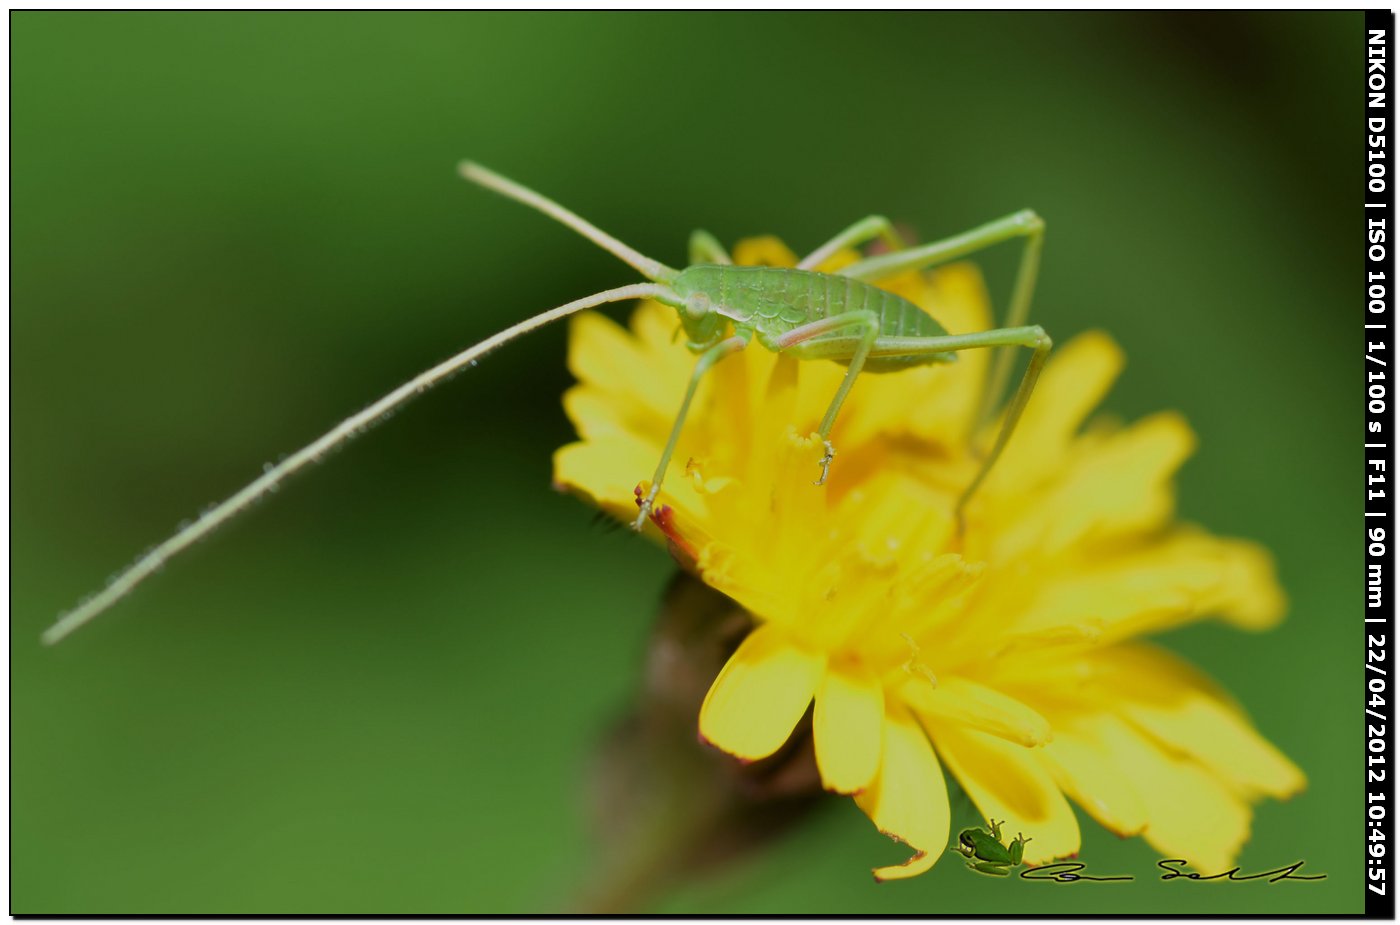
top-left (798, 216), bottom-right (905, 271)
top-left (836, 211), bottom-right (1045, 433)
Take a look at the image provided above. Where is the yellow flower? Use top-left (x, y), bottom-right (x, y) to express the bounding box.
top-left (554, 237), bottom-right (1304, 880)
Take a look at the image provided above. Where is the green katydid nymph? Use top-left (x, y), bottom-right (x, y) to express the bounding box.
top-left (43, 162), bottom-right (1050, 646)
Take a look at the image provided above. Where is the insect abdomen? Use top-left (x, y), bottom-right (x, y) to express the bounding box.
top-left (675, 265), bottom-right (948, 342)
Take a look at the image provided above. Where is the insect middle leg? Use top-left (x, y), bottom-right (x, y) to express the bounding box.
top-left (633, 331), bottom-right (752, 530)
top-left (788, 325), bottom-right (1052, 529)
top-left (797, 216), bottom-right (906, 270)
top-left (768, 310), bottom-right (881, 484)
top-left (688, 229), bottom-right (732, 266)
top-left (835, 211), bottom-right (1045, 430)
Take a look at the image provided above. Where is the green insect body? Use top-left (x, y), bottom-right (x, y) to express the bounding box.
top-left (956, 819), bottom-right (1031, 877)
top-left (44, 162), bottom-right (1051, 646)
top-left (643, 196), bottom-right (1049, 526)
top-left (668, 265), bottom-right (955, 370)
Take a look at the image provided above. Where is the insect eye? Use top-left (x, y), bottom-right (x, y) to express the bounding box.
top-left (685, 291), bottom-right (711, 319)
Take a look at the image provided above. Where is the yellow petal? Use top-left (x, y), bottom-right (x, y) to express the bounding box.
top-left (566, 311), bottom-right (681, 423)
top-left (985, 331), bottom-right (1125, 493)
top-left (1037, 721), bottom-right (1149, 838)
top-left (843, 474), bottom-right (954, 569)
top-left (1089, 711), bottom-right (1251, 872)
top-left (814, 662), bottom-right (885, 794)
top-left (552, 434), bottom-right (718, 544)
top-left (990, 411), bottom-right (1195, 561)
top-left (1203, 535), bottom-right (1288, 631)
top-left (1007, 528), bottom-right (1285, 642)
top-left (857, 552), bottom-right (980, 665)
top-left (1052, 412), bottom-right (1195, 543)
top-left (752, 356), bottom-right (803, 477)
top-left (923, 262), bottom-right (994, 336)
top-left (1099, 645), bottom-right (1305, 799)
top-left (696, 542), bottom-right (794, 625)
top-left (902, 675), bottom-right (1053, 748)
top-left (732, 236), bottom-right (800, 268)
top-left (552, 437), bottom-right (657, 514)
top-left (854, 704), bottom-right (950, 881)
top-left (562, 387), bottom-right (628, 442)
top-left (629, 297), bottom-right (688, 353)
top-left (929, 721), bottom-right (1080, 865)
top-left (699, 624), bottom-right (824, 761)
top-left (766, 430), bottom-right (830, 560)
top-left (836, 262), bottom-right (995, 448)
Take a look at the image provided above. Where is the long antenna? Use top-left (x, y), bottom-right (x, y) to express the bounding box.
top-left (44, 282), bottom-right (672, 646)
top-left (459, 162), bottom-right (679, 283)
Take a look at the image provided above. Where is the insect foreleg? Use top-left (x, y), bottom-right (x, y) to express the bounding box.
top-left (688, 230), bottom-right (732, 266)
top-left (797, 216), bottom-right (904, 271)
top-left (836, 211), bottom-right (1045, 431)
top-left (771, 310), bottom-right (881, 485)
top-left (633, 331), bottom-right (752, 530)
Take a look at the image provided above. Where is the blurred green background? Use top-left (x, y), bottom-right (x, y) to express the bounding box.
top-left (13, 11), bottom-right (1358, 914)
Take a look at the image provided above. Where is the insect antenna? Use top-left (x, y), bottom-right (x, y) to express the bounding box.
top-left (44, 281), bottom-right (673, 646)
top-left (459, 162), bottom-right (679, 284)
